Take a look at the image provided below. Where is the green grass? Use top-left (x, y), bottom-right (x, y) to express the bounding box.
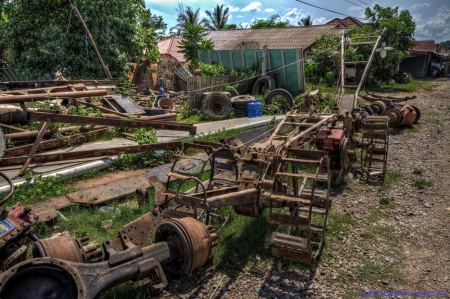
top-left (378, 170), bottom-right (403, 192)
top-left (368, 79), bottom-right (434, 93)
top-left (413, 169), bottom-right (423, 175)
top-left (412, 179), bottom-right (433, 189)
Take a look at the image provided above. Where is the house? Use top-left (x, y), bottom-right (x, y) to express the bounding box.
top-left (399, 40), bottom-right (450, 79)
top-left (204, 24), bottom-right (342, 57)
top-left (326, 17), bottom-right (364, 29)
top-left (156, 36), bottom-right (188, 91)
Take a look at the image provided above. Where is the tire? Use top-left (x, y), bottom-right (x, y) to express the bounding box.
top-left (143, 107), bottom-right (169, 116)
top-left (231, 95), bottom-right (255, 110)
top-left (234, 109), bottom-right (248, 117)
top-left (251, 75), bottom-right (276, 95)
top-left (201, 92), bottom-right (232, 119)
top-left (265, 89), bottom-right (294, 108)
top-left (364, 106), bottom-right (374, 115)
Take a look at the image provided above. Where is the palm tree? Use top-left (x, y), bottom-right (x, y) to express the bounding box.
top-left (298, 15), bottom-right (313, 27)
top-left (170, 4), bottom-right (208, 36)
top-left (205, 4), bottom-right (230, 31)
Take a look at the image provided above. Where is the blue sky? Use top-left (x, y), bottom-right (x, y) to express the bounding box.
top-left (146, 0), bottom-right (450, 42)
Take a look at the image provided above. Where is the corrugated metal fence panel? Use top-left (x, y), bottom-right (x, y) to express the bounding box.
top-left (198, 48), bottom-right (304, 95)
top-left (199, 51), bottom-right (210, 64)
top-left (232, 50), bottom-right (244, 70)
top-left (1, 67), bottom-right (22, 82)
top-left (284, 49), bottom-right (300, 95)
top-left (219, 51), bottom-right (233, 73)
top-left (210, 51), bottom-right (220, 64)
top-left (269, 49), bottom-right (285, 88)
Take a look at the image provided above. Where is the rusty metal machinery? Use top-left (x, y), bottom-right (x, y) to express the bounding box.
top-left (143, 29), bottom-right (396, 266)
top-left (0, 217), bottom-right (217, 299)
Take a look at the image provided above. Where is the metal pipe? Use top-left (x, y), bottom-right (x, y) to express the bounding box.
top-left (0, 90), bottom-right (108, 103)
top-left (284, 114), bottom-right (336, 148)
top-left (19, 122), bottom-right (49, 176)
top-left (3, 129), bottom-right (108, 158)
top-left (28, 111), bottom-right (196, 135)
top-left (0, 141), bottom-right (182, 167)
top-left (4, 125), bottom-right (106, 141)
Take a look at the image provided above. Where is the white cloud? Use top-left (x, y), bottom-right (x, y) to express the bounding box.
top-left (241, 2), bottom-right (262, 12)
top-left (264, 8), bottom-right (275, 13)
top-left (313, 17), bottom-right (327, 25)
top-left (414, 6), bottom-right (450, 43)
top-left (348, 6), bottom-right (364, 11)
top-left (227, 6), bottom-right (240, 12)
top-left (281, 8), bottom-right (305, 25)
top-left (411, 3), bottom-right (430, 9)
top-left (237, 15), bottom-right (244, 18)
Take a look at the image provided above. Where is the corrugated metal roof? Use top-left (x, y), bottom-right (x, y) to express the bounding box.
top-left (204, 29), bottom-right (252, 49)
top-left (157, 36), bottom-right (186, 63)
top-left (204, 25), bottom-right (341, 50)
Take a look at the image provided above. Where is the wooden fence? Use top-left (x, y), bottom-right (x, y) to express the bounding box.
top-left (187, 76), bottom-right (230, 108)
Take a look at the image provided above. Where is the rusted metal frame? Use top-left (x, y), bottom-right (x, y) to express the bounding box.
top-left (0, 83), bottom-right (87, 96)
top-left (177, 188), bottom-right (257, 209)
top-left (27, 111), bottom-right (197, 135)
top-left (102, 97), bottom-right (120, 112)
top-left (284, 114), bottom-right (336, 148)
top-left (0, 90), bottom-right (108, 103)
top-left (0, 123), bottom-right (28, 132)
top-left (339, 30), bottom-right (346, 107)
top-left (74, 99), bottom-right (130, 118)
top-left (4, 125), bottom-right (106, 141)
top-left (354, 28), bottom-right (386, 106)
top-left (363, 92), bottom-right (416, 102)
top-left (0, 141), bottom-right (182, 167)
top-left (3, 129), bottom-right (107, 158)
top-left (19, 122), bottom-right (49, 176)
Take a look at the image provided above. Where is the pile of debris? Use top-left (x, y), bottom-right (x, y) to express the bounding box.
top-left (0, 79), bottom-right (197, 176)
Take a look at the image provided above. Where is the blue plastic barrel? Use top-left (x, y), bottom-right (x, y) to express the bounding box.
top-left (247, 100), bottom-right (257, 118)
top-left (255, 99), bottom-right (263, 117)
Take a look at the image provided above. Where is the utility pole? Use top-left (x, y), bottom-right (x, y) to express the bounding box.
top-left (68, 1), bottom-right (112, 78)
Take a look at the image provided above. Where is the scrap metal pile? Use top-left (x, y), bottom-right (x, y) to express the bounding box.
top-left (0, 171), bottom-right (217, 299)
top-left (0, 79), bottom-right (196, 175)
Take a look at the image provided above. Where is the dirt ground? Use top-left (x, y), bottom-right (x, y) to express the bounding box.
top-left (159, 78), bottom-right (450, 299)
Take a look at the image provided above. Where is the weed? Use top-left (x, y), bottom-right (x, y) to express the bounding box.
top-left (437, 129), bottom-right (442, 134)
top-left (412, 169), bottom-right (423, 175)
top-left (412, 179), bottom-right (433, 189)
top-left (378, 170), bottom-right (403, 192)
top-left (379, 197), bottom-right (393, 205)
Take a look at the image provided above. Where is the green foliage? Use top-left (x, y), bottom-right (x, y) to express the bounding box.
top-left (170, 3), bottom-right (208, 36)
top-left (179, 24), bottom-right (214, 71)
top-left (132, 128), bottom-right (157, 145)
top-left (311, 33), bottom-right (340, 77)
top-left (138, 8), bottom-right (167, 40)
top-left (3, 0), bottom-right (160, 79)
top-left (412, 179), bottom-right (433, 189)
top-left (350, 5), bottom-right (416, 83)
top-left (440, 40), bottom-right (450, 49)
top-left (304, 59), bottom-right (317, 78)
top-left (413, 168), bottom-right (423, 175)
top-left (9, 173), bottom-right (76, 205)
top-left (251, 14), bottom-right (289, 28)
top-left (298, 15), bottom-right (313, 27)
top-left (199, 62), bottom-right (225, 77)
top-left (205, 4), bottom-right (230, 31)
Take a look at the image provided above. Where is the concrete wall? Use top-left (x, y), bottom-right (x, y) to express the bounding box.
top-left (399, 55), bottom-right (430, 79)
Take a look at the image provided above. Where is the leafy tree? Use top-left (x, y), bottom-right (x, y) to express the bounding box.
top-left (139, 8), bottom-right (167, 40)
top-left (179, 24), bottom-right (214, 71)
top-left (3, 0), bottom-right (158, 79)
top-left (440, 40), bottom-right (450, 49)
top-left (298, 15), bottom-right (313, 27)
top-left (350, 5), bottom-right (416, 83)
top-left (205, 4), bottom-right (230, 31)
top-left (224, 24), bottom-right (238, 29)
top-left (170, 4), bottom-right (208, 36)
top-left (311, 33), bottom-right (340, 76)
top-left (251, 14), bottom-right (289, 29)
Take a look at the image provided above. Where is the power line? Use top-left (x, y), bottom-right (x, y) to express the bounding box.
top-left (295, 0), bottom-right (368, 20)
top-left (357, 0), bottom-right (372, 7)
top-left (343, 0), bottom-right (366, 9)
